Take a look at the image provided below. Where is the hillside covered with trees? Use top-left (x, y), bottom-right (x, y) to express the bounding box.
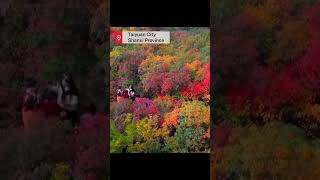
top-left (0, 0), bottom-right (109, 179)
top-left (110, 27), bottom-right (210, 153)
top-left (211, 0), bottom-right (320, 179)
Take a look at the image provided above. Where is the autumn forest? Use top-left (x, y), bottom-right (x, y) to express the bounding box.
top-left (0, 0), bottom-right (109, 179)
top-left (212, 0), bottom-right (320, 179)
top-left (110, 27), bottom-right (210, 153)
top-left (2, 0), bottom-right (320, 179)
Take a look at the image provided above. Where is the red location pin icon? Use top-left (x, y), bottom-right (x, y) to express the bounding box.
top-left (113, 31), bottom-right (122, 44)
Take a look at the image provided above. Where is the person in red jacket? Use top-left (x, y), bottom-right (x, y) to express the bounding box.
top-left (22, 79), bottom-right (43, 131)
top-left (116, 86), bottom-right (124, 102)
top-left (39, 84), bottom-right (62, 117)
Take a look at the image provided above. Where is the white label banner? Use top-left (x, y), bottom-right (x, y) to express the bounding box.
top-left (122, 31), bottom-right (170, 44)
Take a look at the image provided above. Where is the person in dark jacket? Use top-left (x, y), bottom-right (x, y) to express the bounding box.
top-left (57, 73), bottom-right (80, 127)
top-left (127, 85), bottom-right (136, 101)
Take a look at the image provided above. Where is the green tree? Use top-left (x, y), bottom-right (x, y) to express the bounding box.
top-left (165, 117), bottom-right (209, 153)
top-left (110, 114), bottom-right (137, 153)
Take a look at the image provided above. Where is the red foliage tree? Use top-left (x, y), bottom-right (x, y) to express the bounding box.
top-left (132, 98), bottom-right (158, 122)
top-left (224, 3), bottom-right (320, 115)
top-left (181, 63), bottom-right (210, 101)
top-left (68, 113), bottom-right (109, 179)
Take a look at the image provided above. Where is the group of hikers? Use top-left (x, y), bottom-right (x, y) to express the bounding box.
top-left (22, 73), bottom-right (86, 130)
top-left (22, 75), bottom-right (140, 130)
top-left (116, 85), bottom-right (137, 102)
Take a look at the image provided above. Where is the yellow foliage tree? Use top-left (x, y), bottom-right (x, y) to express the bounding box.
top-left (179, 101), bottom-right (210, 127)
